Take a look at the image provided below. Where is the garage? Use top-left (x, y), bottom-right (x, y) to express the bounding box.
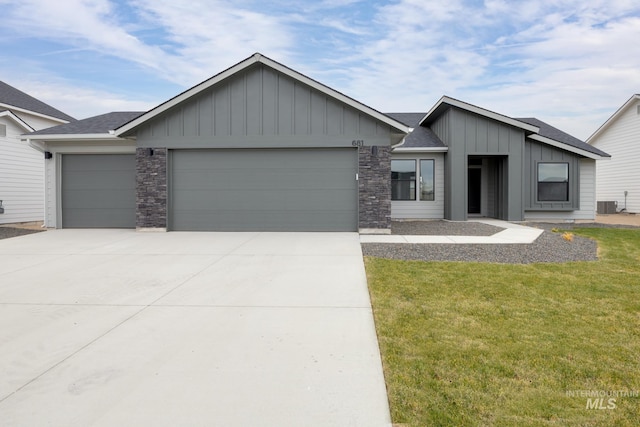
top-left (169, 148), bottom-right (358, 231)
top-left (61, 154), bottom-right (136, 228)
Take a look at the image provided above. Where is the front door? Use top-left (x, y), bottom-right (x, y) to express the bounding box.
top-left (468, 168), bottom-right (481, 214)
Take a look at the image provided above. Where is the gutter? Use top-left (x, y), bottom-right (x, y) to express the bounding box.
top-left (26, 138), bottom-right (45, 152)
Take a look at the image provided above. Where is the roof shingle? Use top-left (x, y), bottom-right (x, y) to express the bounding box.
top-left (0, 81), bottom-right (76, 122)
top-left (28, 112), bottom-right (144, 135)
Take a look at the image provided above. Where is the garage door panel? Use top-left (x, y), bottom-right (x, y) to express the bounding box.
top-left (172, 209), bottom-right (353, 232)
top-left (172, 189), bottom-right (355, 211)
top-left (63, 171), bottom-right (134, 190)
top-left (170, 149), bottom-right (357, 231)
top-left (62, 154), bottom-right (135, 228)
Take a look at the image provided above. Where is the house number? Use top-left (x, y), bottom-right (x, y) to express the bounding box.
top-left (351, 139), bottom-right (364, 147)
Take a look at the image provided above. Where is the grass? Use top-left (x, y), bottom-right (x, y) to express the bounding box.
top-left (365, 228), bottom-right (640, 426)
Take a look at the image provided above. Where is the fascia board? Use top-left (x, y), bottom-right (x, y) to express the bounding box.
top-left (420, 96), bottom-right (540, 134)
top-left (24, 133), bottom-right (129, 141)
top-left (116, 53), bottom-right (410, 137)
top-left (0, 102), bottom-right (69, 124)
top-left (528, 134), bottom-right (606, 160)
top-left (0, 110), bottom-right (35, 132)
top-left (586, 94), bottom-right (640, 143)
top-left (392, 147), bottom-right (448, 153)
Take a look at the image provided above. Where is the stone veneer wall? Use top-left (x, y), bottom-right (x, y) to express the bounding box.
top-left (136, 147), bottom-right (167, 229)
top-left (358, 146), bottom-right (391, 230)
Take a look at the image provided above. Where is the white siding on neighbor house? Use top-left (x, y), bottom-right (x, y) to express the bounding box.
top-left (0, 118), bottom-right (44, 224)
top-left (524, 158), bottom-right (596, 221)
top-left (590, 99), bottom-right (640, 213)
top-left (391, 152), bottom-right (445, 219)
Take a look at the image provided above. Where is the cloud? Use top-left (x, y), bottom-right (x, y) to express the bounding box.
top-left (0, 0), bottom-right (638, 139)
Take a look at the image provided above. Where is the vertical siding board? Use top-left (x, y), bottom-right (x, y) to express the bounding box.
top-left (476, 119), bottom-right (488, 152)
top-left (198, 93), bottom-right (213, 137)
top-left (182, 102), bottom-right (198, 137)
top-left (326, 99), bottom-right (343, 135)
top-left (359, 114), bottom-right (377, 136)
top-left (245, 67), bottom-right (262, 136)
top-left (262, 67), bottom-right (277, 135)
top-left (229, 76), bottom-right (246, 135)
top-left (293, 82), bottom-right (310, 135)
top-left (310, 91), bottom-right (326, 136)
top-left (343, 108), bottom-right (358, 135)
top-left (277, 75), bottom-right (294, 135)
top-left (214, 85), bottom-right (230, 136)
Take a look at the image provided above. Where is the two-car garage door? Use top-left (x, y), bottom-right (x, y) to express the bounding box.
top-left (170, 148), bottom-right (358, 231)
top-left (61, 149), bottom-right (358, 231)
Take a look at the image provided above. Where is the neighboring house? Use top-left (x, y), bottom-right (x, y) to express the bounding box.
top-left (25, 53), bottom-right (609, 232)
top-left (0, 81), bottom-right (75, 224)
top-left (587, 94), bottom-right (640, 214)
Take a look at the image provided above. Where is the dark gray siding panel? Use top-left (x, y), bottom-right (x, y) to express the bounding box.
top-left (62, 154), bottom-right (136, 228)
top-left (169, 148), bottom-right (358, 231)
top-left (136, 64), bottom-right (394, 148)
top-left (525, 140), bottom-right (580, 210)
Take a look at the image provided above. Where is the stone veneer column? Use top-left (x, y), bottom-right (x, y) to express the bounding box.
top-left (136, 147), bottom-right (167, 230)
top-left (358, 146), bottom-right (391, 231)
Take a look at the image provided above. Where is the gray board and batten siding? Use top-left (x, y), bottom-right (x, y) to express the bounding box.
top-left (524, 140), bottom-right (581, 211)
top-left (128, 63), bottom-right (399, 231)
top-left (431, 107), bottom-right (526, 221)
top-left (61, 154), bottom-right (136, 228)
top-left (133, 63), bottom-right (397, 149)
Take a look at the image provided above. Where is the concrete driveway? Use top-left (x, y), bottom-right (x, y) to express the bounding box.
top-left (0, 230), bottom-right (390, 426)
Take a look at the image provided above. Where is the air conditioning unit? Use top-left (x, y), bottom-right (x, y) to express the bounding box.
top-left (597, 201), bottom-right (617, 214)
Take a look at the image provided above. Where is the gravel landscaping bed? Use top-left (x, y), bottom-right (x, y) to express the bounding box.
top-left (392, 220), bottom-right (503, 236)
top-left (0, 227), bottom-right (44, 240)
top-left (364, 221), bottom-right (601, 264)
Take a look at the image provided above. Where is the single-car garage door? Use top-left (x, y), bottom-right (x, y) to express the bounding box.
top-left (61, 154), bottom-right (136, 228)
top-left (170, 148), bottom-right (358, 231)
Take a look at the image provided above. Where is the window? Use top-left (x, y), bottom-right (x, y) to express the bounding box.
top-left (538, 163), bottom-right (569, 201)
top-left (420, 159), bottom-right (435, 201)
top-left (391, 160), bottom-right (416, 200)
top-left (0, 124), bottom-right (6, 137)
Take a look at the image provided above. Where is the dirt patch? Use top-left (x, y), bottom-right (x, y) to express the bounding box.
top-left (594, 213), bottom-right (640, 227)
top-left (0, 227), bottom-right (44, 240)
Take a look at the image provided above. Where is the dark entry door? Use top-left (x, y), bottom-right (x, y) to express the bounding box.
top-left (468, 168), bottom-right (481, 214)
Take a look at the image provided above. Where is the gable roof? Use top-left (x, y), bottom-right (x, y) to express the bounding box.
top-left (116, 53), bottom-right (409, 137)
top-left (386, 112), bottom-right (446, 150)
top-left (0, 81), bottom-right (75, 123)
top-left (28, 112), bottom-right (143, 138)
top-left (0, 110), bottom-right (35, 132)
top-left (415, 96), bottom-right (608, 159)
top-left (586, 94), bottom-right (640, 143)
top-left (420, 96), bottom-right (540, 134)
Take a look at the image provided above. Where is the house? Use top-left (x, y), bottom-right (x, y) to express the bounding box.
top-left (25, 53), bottom-right (609, 232)
top-left (587, 94), bottom-right (640, 214)
top-left (0, 81), bottom-right (75, 224)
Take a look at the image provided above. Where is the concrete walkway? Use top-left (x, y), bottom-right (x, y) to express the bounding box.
top-left (361, 219), bottom-right (544, 244)
top-left (0, 230), bottom-right (390, 427)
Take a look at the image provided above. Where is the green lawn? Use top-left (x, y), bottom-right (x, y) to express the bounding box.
top-left (365, 228), bottom-right (640, 426)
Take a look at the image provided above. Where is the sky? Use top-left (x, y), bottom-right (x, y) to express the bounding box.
top-left (0, 0), bottom-right (639, 140)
